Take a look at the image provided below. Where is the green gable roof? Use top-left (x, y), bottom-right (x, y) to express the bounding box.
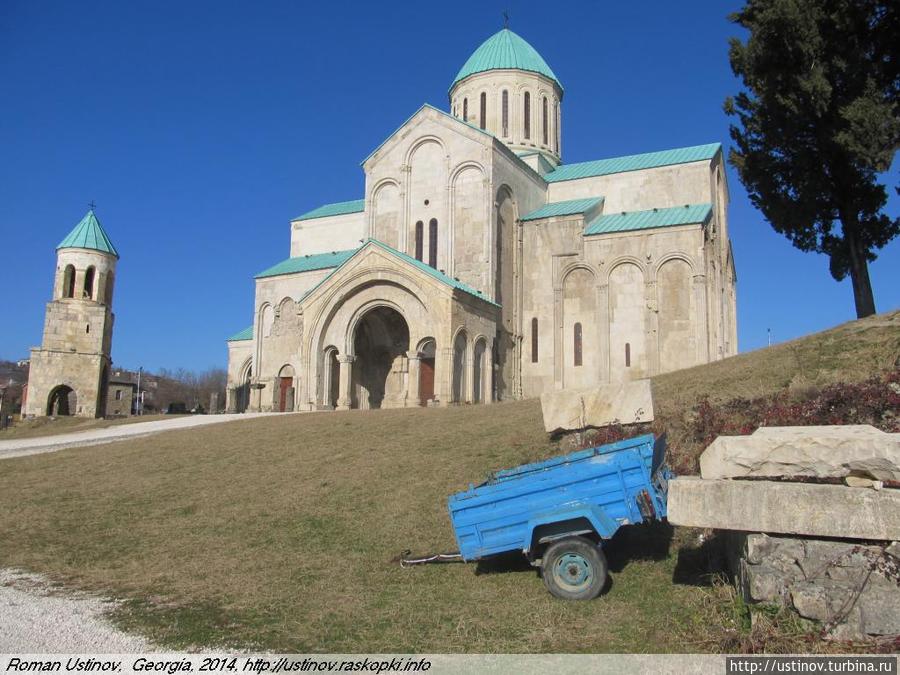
top-left (227, 326), bottom-right (253, 342)
top-left (585, 203), bottom-right (712, 236)
top-left (256, 249), bottom-right (358, 279)
top-left (57, 210), bottom-right (119, 257)
top-left (294, 199), bottom-right (365, 221)
top-left (298, 239), bottom-right (498, 308)
top-left (451, 29), bottom-right (561, 93)
top-left (521, 197), bottom-right (604, 221)
top-left (546, 143), bottom-right (721, 183)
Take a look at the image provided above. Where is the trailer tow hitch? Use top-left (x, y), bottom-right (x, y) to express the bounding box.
top-left (398, 550), bottom-right (463, 568)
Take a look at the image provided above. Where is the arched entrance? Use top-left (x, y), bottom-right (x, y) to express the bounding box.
top-left (47, 385), bottom-right (76, 416)
top-left (235, 360), bottom-right (252, 413)
top-left (321, 347), bottom-right (340, 408)
top-left (352, 306), bottom-right (410, 409)
top-left (417, 338), bottom-right (436, 406)
top-left (277, 364), bottom-right (295, 412)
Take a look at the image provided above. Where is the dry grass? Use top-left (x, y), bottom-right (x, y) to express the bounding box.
top-left (0, 414), bottom-right (185, 440)
top-left (0, 310), bottom-right (897, 652)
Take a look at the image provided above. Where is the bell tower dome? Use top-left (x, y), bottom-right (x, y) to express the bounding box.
top-left (449, 28), bottom-right (564, 167)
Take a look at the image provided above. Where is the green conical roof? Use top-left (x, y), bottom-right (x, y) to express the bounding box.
top-left (451, 29), bottom-right (562, 93)
top-left (57, 210), bottom-right (119, 257)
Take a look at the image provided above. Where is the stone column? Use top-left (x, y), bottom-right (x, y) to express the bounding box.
top-left (336, 355), bottom-right (356, 411)
top-left (485, 343), bottom-right (494, 404)
top-left (438, 346), bottom-right (453, 406)
top-left (693, 274), bottom-right (709, 364)
top-left (225, 387), bottom-right (236, 413)
top-left (406, 351), bottom-right (421, 407)
top-left (465, 342), bottom-right (476, 404)
top-left (597, 283), bottom-right (610, 383)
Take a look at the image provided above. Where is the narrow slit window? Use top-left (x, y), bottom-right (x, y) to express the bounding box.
top-left (479, 92), bottom-right (486, 129)
top-left (501, 90), bottom-right (509, 136)
top-left (415, 221), bottom-right (423, 261)
top-left (542, 96), bottom-right (548, 145)
top-left (85, 324), bottom-right (90, 334)
top-left (574, 322), bottom-right (583, 367)
top-left (463, 98), bottom-right (468, 122)
top-left (531, 318), bottom-right (538, 363)
top-left (523, 92), bottom-right (531, 139)
top-left (428, 219), bottom-right (438, 268)
top-left (555, 101), bottom-right (560, 151)
top-left (625, 343), bottom-right (631, 367)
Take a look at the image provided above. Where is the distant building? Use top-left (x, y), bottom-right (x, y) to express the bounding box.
top-left (24, 210), bottom-right (119, 418)
top-left (106, 377), bottom-right (136, 417)
top-left (226, 28), bottom-right (737, 413)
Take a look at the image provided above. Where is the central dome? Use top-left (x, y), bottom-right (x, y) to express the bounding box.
top-left (451, 28), bottom-right (562, 93)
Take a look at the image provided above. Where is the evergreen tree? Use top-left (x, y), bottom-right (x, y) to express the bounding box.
top-left (725, 0), bottom-right (899, 317)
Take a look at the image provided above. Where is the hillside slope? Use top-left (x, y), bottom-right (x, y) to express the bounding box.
top-left (0, 310), bottom-right (896, 652)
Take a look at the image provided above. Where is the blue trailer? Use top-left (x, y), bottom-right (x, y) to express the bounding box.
top-left (447, 433), bottom-right (671, 600)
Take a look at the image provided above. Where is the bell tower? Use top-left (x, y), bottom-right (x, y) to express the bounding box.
top-left (24, 210), bottom-right (119, 418)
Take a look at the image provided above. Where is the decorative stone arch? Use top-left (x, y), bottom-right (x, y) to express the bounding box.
top-left (606, 256), bottom-right (648, 284)
top-left (403, 135), bottom-right (447, 166)
top-left (413, 336), bottom-right (438, 407)
top-left (560, 264), bottom-right (599, 389)
top-left (234, 356), bottom-right (252, 413)
top-left (472, 335), bottom-right (489, 404)
top-left (303, 265), bottom-right (437, 409)
top-left (276, 296), bottom-right (295, 317)
top-left (448, 161), bottom-right (488, 282)
top-left (369, 177), bottom-right (402, 247)
top-left (652, 252), bottom-right (695, 278)
top-left (559, 261), bottom-right (596, 288)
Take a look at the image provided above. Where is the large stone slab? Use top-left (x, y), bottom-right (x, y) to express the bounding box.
top-left (667, 477), bottom-right (900, 540)
top-left (699, 425), bottom-right (900, 481)
top-left (540, 380), bottom-right (654, 433)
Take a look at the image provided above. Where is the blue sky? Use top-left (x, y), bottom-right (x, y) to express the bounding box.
top-left (1, 1), bottom-right (897, 373)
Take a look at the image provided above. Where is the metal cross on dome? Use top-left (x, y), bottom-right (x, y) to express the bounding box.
top-left (503, 10), bottom-right (510, 28)
top-left (88, 200), bottom-right (97, 210)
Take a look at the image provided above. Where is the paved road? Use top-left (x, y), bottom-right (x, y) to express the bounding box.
top-left (0, 413), bottom-right (281, 460)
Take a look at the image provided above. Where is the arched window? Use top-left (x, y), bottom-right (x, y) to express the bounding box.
top-left (542, 96), bottom-right (548, 145)
top-left (414, 221), bottom-right (424, 261)
top-left (531, 317), bottom-right (538, 363)
top-left (573, 322), bottom-right (583, 367)
top-left (428, 219), bottom-right (438, 268)
top-left (479, 92), bottom-right (486, 129)
top-left (83, 266), bottom-right (95, 299)
top-left (62, 265), bottom-right (75, 298)
top-left (523, 92), bottom-right (531, 139)
top-left (501, 90), bottom-right (509, 136)
top-left (463, 98), bottom-right (468, 122)
top-left (625, 342), bottom-right (631, 368)
top-left (555, 101), bottom-right (560, 152)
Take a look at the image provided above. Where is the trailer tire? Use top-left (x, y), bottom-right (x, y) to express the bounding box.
top-left (541, 536), bottom-right (607, 601)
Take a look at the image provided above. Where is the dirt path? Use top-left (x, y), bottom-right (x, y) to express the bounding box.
top-left (0, 569), bottom-right (155, 652)
top-left (0, 412), bottom-right (283, 460)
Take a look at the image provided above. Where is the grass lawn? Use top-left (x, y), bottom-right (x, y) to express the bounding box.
top-left (0, 311), bottom-right (896, 652)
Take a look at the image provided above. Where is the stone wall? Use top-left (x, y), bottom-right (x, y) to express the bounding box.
top-left (727, 532), bottom-right (900, 640)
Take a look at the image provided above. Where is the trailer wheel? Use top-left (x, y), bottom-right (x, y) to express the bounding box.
top-left (541, 536), bottom-right (607, 601)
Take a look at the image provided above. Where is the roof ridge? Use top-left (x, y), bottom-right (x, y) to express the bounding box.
top-left (547, 142), bottom-right (722, 183)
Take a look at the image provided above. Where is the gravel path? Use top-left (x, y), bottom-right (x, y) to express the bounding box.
top-left (0, 412), bottom-right (282, 460)
top-left (0, 569), bottom-right (155, 652)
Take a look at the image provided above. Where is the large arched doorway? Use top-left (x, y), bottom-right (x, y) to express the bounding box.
top-left (417, 338), bottom-right (436, 406)
top-left (47, 385), bottom-right (76, 416)
top-left (352, 306), bottom-right (410, 409)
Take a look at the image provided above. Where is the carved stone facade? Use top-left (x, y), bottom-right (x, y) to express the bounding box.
top-left (226, 29), bottom-right (737, 413)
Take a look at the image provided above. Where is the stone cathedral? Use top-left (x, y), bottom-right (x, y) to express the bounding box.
top-left (225, 28), bottom-right (737, 413)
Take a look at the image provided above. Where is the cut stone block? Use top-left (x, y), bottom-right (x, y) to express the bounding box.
top-left (699, 425), bottom-right (900, 481)
top-left (540, 380), bottom-right (654, 433)
top-left (667, 477), bottom-right (900, 540)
